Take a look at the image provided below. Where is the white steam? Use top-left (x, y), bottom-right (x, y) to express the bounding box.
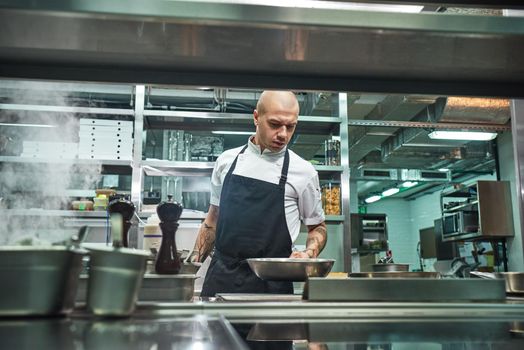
top-left (0, 81), bottom-right (102, 245)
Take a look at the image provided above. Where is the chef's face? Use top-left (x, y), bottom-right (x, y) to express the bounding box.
top-left (253, 94), bottom-right (299, 152)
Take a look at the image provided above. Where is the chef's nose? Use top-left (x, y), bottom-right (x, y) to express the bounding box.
top-left (277, 126), bottom-right (287, 138)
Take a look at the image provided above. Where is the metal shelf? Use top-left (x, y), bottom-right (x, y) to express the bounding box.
top-left (2, 1), bottom-right (524, 96)
top-left (1, 209), bottom-right (109, 218)
top-left (144, 111), bottom-right (341, 135)
top-left (443, 200), bottom-right (479, 213)
top-left (325, 215), bottom-right (345, 222)
top-left (141, 160), bottom-right (214, 177)
top-left (0, 156), bottom-right (132, 167)
top-left (0, 103), bottom-right (134, 115)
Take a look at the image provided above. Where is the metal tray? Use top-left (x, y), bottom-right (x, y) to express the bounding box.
top-left (247, 258), bottom-right (335, 282)
top-left (350, 272), bottom-right (440, 278)
top-left (215, 293), bottom-right (303, 302)
top-left (77, 273), bottom-right (197, 302)
top-left (372, 263), bottom-right (409, 272)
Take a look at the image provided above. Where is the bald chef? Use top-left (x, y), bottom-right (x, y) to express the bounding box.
top-left (190, 90), bottom-right (327, 296)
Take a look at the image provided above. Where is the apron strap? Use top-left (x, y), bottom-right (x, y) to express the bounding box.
top-left (225, 144), bottom-right (248, 178)
top-left (279, 149), bottom-right (290, 187)
top-left (227, 144), bottom-right (289, 188)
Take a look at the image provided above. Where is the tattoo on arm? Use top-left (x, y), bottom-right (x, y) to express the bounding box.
top-left (305, 222), bottom-right (327, 258)
top-left (194, 205), bottom-right (219, 262)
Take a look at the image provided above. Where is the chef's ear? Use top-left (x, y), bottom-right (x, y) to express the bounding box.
top-left (253, 109), bottom-right (259, 126)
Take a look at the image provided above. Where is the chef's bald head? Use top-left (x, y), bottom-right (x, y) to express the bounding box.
top-left (256, 91), bottom-right (299, 117)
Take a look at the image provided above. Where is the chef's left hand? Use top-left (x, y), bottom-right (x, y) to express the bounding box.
top-left (290, 250), bottom-right (312, 259)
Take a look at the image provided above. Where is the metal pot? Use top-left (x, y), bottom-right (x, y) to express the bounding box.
top-left (471, 271), bottom-right (524, 294)
top-left (495, 272), bottom-right (524, 294)
top-left (372, 263), bottom-right (409, 272)
top-left (0, 246), bottom-right (85, 316)
top-left (86, 246), bottom-right (149, 316)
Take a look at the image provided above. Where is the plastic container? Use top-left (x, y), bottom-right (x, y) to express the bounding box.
top-left (71, 200), bottom-right (94, 211)
top-left (143, 214), bottom-right (162, 252)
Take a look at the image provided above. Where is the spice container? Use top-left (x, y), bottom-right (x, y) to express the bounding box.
top-left (324, 140), bottom-right (340, 166)
top-left (322, 182), bottom-right (341, 215)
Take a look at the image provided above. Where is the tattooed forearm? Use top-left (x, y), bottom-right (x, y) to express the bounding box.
top-left (304, 222), bottom-right (327, 258)
top-left (193, 205), bottom-right (219, 262)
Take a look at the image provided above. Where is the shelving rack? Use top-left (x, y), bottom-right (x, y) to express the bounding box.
top-left (0, 84), bottom-right (351, 270)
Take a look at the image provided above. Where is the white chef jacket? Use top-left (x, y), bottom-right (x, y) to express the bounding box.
top-left (210, 137), bottom-right (325, 242)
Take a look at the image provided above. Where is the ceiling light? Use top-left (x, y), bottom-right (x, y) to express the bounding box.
top-left (401, 181), bottom-right (418, 188)
top-left (0, 123), bottom-right (57, 128)
top-left (438, 168), bottom-right (449, 172)
top-left (365, 195), bottom-right (381, 204)
top-left (428, 131), bottom-right (497, 141)
top-left (211, 131), bottom-right (253, 135)
top-left (382, 188), bottom-right (400, 197)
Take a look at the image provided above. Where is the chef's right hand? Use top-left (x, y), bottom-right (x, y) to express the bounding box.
top-left (290, 250), bottom-right (312, 259)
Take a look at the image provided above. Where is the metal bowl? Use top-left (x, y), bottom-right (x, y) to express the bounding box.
top-left (372, 263), bottom-right (409, 272)
top-left (350, 272), bottom-right (440, 278)
top-left (247, 258), bottom-right (335, 281)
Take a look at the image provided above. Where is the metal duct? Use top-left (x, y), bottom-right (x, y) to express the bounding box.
top-left (435, 97), bottom-right (511, 124)
top-left (348, 95), bottom-right (437, 164)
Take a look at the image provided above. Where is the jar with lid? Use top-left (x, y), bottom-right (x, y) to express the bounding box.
top-left (322, 182), bottom-right (341, 215)
top-left (324, 140), bottom-right (340, 166)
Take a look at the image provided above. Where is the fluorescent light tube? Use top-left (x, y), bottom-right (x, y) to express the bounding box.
top-left (428, 131), bottom-right (497, 141)
top-left (382, 188), bottom-right (400, 197)
top-left (401, 181), bottom-right (418, 188)
top-left (211, 131), bottom-right (253, 135)
top-left (365, 195), bottom-right (381, 204)
top-left (0, 123), bottom-right (56, 128)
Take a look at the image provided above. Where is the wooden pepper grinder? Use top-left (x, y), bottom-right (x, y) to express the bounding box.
top-left (155, 195), bottom-right (183, 274)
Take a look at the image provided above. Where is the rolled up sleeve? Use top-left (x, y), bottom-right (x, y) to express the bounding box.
top-left (299, 173), bottom-right (325, 226)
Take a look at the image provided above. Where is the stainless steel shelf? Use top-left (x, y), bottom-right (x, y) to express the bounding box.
top-left (0, 103), bottom-right (134, 115)
top-left (325, 215), bottom-right (345, 222)
top-left (141, 160), bottom-right (214, 177)
top-left (140, 161), bottom-right (344, 177)
top-left (145, 111), bottom-right (340, 134)
top-left (1, 209), bottom-right (109, 217)
top-left (443, 200), bottom-right (479, 213)
top-left (1, 1), bottom-right (524, 95)
top-left (0, 156), bottom-right (132, 167)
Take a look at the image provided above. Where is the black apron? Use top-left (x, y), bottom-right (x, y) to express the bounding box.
top-left (201, 145), bottom-right (293, 296)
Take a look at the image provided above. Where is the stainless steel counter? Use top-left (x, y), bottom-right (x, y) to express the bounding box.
top-left (2, 300), bottom-right (524, 349)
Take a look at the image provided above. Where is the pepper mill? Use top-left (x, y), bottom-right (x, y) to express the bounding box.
top-left (155, 195), bottom-right (183, 274)
top-left (107, 196), bottom-right (135, 248)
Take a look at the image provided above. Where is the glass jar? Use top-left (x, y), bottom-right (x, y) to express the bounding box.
top-left (324, 140), bottom-right (340, 166)
top-left (322, 182), bottom-right (341, 215)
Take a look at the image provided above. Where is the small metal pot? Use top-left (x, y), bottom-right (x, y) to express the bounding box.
top-left (494, 272), bottom-right (524, 294)
top-left (86, 246), bottom-right (149, 316)
top-left (372, 263), bottom-right (409, 272)
top-left (0, 246), bottom-right (85, 316)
